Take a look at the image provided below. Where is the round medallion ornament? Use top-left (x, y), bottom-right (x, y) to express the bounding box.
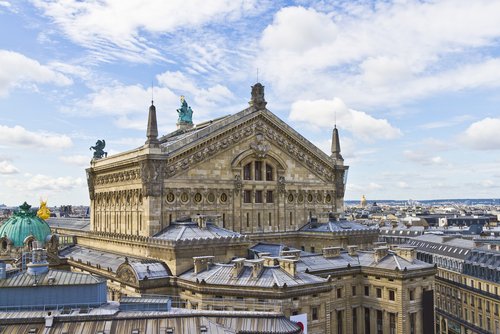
top-left (220, 193), bottom-right (228, 203)
top-left (166, 192), bottom-right (175, 203)
top-left (207, 193), bottom-right (215, 203)
top-left (181, 192), bottom-right (189, 203)
top-left (298, 193), bottom-right (304, 203)
top-left (307, 193), bottom-right (313, 203)
top-left (288, 193), bottom-right (294, 203)
top-left (194, 193), bottom-right (202, 203)
top-left (326, 194), bottom-right (332, 203)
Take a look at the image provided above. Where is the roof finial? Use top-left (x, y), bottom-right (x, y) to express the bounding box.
top-left (145, 89), bottom-right (159, 146)
top-left (331, 125), bottom-right (343, 163)
top-left (256, 68), bottom-right (259, 83)
top-left (334, 109), bottom-right (337, 129)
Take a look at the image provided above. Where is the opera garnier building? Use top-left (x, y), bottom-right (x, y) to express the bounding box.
top-left (46, 84), bottom-right (435, 334)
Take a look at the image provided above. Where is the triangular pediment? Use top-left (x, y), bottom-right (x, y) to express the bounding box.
top-left (161, 108), bottom-right (344, 182)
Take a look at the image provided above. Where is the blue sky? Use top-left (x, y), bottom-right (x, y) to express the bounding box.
top-left (1, 0), bottom-right (500, 206)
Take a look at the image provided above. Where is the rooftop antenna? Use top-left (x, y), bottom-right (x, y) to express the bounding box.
top-left (151, 79), bottom-right (154, 104)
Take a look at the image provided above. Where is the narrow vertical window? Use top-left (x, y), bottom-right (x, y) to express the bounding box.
top-left (254, 161), bottom-right (262, 180)
top-left (266, 190), bottom-right (273, 203)
top-left (244, 190), bottom-right (252, 203)
top-left (255, 190), bottom-right (263, 203)
top-left (265, 164), bottom-right (273, 181)
top-left (243, 163), bottom-right (252, 180)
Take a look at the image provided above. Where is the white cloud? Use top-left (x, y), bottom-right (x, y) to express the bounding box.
top-left (67, 73), bottom-right (236, 131)
top-left (257, 2), bottom-right (500, 107)
top-left (157, 71), bottom-right (234, 107)
top-left (59, 155), bottom-right (90, 167)
top-left (462, 117), bottom-right (500, 150)
top-left (33, 0), bottom-right (262, 63)
top-left (403, 150), bottom-right (446, 166)
top-left (420, 115), bottom-right (475, 130)
top-left (6, 174), bottom-right (84, 192)
top-left (0, 160), bottom-right (19, 174)
top-left (0, 50), bottom-right (72, 97)
top-left (0, 124), bottom-right (72, 149)
top-left (289, 98), bottom-right (401, 142)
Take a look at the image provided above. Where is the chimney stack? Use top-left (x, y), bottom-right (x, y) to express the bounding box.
top-left (193, 256), bottom-right (214, 274)
top-left (373, 247), bottom-right (389, 263)
top-left (279, 258), bottom-right (298, 277)
top-left (323, 246), bottom-right (342, 258)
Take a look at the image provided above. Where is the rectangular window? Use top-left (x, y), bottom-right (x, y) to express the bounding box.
top-left (365, 286), bottom-right (370, 296)
top-left (243, 163), bottom-right (252, 180)
top-left (312, 306), bottom-right (318, 321)
top-left (353, 307), bottom-right (358, 334)
top-left (337, 288), bottom-right (342, 298)
top-left (364, 308), bottom-right (371, 334)
top-left (409, 289), bottom-right (415, 301)
top-left (337, 310), bottom-right (343, 334)
top-left (352, 286), bottom-right (357, 296)
top-left (389, 290), bottom-right (395, 301)
top-left (255, 190), bottom-right (263, 203)
top-left (246, 213), bottom-right (249, 227)
top-left (266, 190), bottom-right (273, 203)
top-left (376, 288), bottom-right (382, 298)
top-left (389, 313), bottom-right (396, 334)
top-left (376, 310), bottom-right (383, 334)
top-left (265, 164), bottom-right (273, 181)
top-left (409, 312), bottom-right (416, 334)
top-left (311, 246), bottom-right (315, 253)
top-left (268, 212), bottom-right (272, 226)
top-left (244, 190), bottom-right (251, 203)
top-left (254, 161), bottom-right (262, 180)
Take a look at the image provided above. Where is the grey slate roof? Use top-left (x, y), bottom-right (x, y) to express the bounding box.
top-left (249, 243), bottom-right (305, 258)
top-left (0, 269), bottom-right (103, 287)
top-left (407, 235), bottom-right (473, 259)
top-left (180, 263), bottom-right (326, 288)
top-left (153, 221), bottom-right (241, 241)
top-left (297, 251), bottom-right (432, 273)
top-left (299, 220), bottom-right (377, 233)
top-left (47, 217), bottom-right (90, 231)
top-left (60, 245), bottom-right (170, 278)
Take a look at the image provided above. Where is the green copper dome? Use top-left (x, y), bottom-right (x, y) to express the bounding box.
top-left (0, 202), bottom-right (52, 247)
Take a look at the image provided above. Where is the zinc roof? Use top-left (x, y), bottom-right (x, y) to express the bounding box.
top-left (153, 222), bottom-right (241, 241)
top-left (0, 269), bottom-right (103, 288)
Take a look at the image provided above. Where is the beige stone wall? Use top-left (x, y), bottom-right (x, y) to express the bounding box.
top-left (87, 113), bottom-right (348, 238)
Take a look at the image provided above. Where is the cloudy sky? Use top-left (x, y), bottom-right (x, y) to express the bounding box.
top-left (1, 0), bottom-right (500, 206)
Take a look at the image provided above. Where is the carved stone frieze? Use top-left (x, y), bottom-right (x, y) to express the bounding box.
top-left (86, 170), bottom-right (95, 200)
top-left (140, 160), bottom-right (163, 197)
top-left (95, 189), bottom-right (142, 209)
top-left (94, 169), bottom-right (140, 186)
top-left (250, 133), bottom-right (269, 159)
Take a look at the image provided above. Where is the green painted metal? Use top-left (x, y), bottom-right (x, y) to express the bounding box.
top-left (176, 96), bottom-right (193, 123)
top-left (0, 202), bottom-right (51, 247)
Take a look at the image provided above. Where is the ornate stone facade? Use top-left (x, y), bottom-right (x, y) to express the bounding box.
top-left (86, 86), bottom-right (348, 241)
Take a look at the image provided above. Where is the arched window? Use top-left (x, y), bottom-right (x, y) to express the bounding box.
top-left (1, 239), bottom-right (7, 250)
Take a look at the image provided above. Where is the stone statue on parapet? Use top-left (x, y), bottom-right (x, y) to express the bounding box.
top-left (90, 139), bottom-right (107, 159)
top-left (177, 95), bottom-right (193, 124)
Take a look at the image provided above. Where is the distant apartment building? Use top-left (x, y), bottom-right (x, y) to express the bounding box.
top-left (407, 235), bottom-right (500, 334)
